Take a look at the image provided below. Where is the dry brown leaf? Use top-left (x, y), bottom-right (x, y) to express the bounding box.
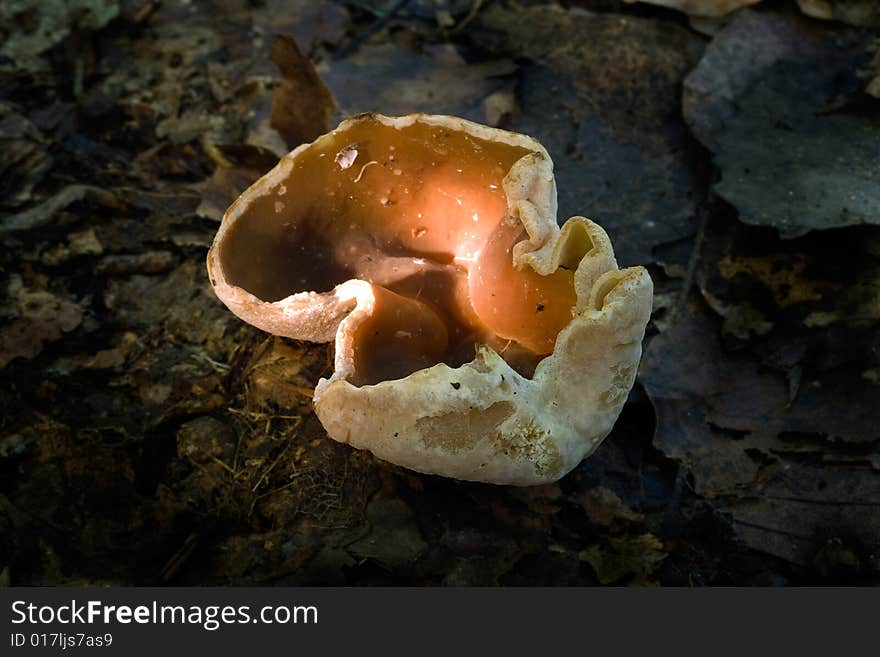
top-left (269, 35), bottom-right (337, 150)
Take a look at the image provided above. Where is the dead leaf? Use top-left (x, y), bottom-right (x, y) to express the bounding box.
top-left (177, 416), bottom-right (237, 465)
top-left (0, 0), bottom-right (119, 70)
top-left (319, 42), bottom-right (516, 123)
top-left (577, 486), bottom-right (644, 527)
top-left (347, 498), bottom-right (427, 569)
top-left (475, 4), bottom-right (705, 266)
top-left (0, 185), bottom-right (123, 235)
top-left (0, 106), bottom-right (53, 208)
top-left (50, 344), bottom-right (127, 375)
top-left (579, 533), bottom-right (667, 585)
top-left (41, 228), bottom-right (103, 265)
top-left (195, 167), bottom-right (264, 222)
top-left (683, 9), bottom-right (879, 237)
top-left (269, 34), bottom-right (336, 150)
top-left (0, 276), bottom-right (84, 367)
top-left (245, 337), bottom-right (323, 411)
top-left (95, 251), bottom-right (176, 276)
top-left (641, 299), bottom-right (880, 566)
top-left (696, 215), bottom-right (880, 342)
top-left (256, 0), bottom-right (351, 59)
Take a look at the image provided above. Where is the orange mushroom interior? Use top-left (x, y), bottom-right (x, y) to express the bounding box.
top-left (219, 116), bottom-right (578, 385)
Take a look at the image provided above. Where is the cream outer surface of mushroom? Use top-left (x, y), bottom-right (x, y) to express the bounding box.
top-left (207, 113), bottom-right (653, 486)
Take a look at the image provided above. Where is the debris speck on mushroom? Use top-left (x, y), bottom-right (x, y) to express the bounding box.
top-left (335, 143), bottom-right (360, 169)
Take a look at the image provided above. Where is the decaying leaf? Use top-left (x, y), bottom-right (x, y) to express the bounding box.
top-left (577, 486), bottom-right (644, 527)
top-left (684, 9), bottom-right (880, 237)
top-left (0, 106), bottom-right (53, 208)
top-left (244, 337), bottom-right (325, 411)
top-left (696, 215), bottom-right (880, 340)
top-left (0, 0), bottom-right (119, 70)
top-left (475, 4), bottom-right (706, 266)
top-left (579, 533), bottom-right (667, 585)
top-left (0, 276), bottom-right (84, 367)
top-left (624, 0), bottom-right (880, 25)
top-left (346, 498), bottom-right (428, 569)
top-left (641, 300), bottom-right (880, 567)
top-left (41, 228), bottom-right (103, 265)
top-left (269, 34), bottom-right (337, 150)
top-left (254, 0), bottom-right (351, 63)
top-left (0, 184), bottom-right (123, 235)
top-left (319, 42), bottom-right (517, 124)
top-left (195, 143), bottom-right (281, 222)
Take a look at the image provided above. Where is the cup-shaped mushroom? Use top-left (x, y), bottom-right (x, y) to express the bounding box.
top-left (207, 113), bottom-right (653, 485)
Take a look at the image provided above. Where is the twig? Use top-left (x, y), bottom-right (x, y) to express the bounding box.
top-left (449, 0), bottom-right (485, 34)
top-left (671, 202), bottom-right (709, 326)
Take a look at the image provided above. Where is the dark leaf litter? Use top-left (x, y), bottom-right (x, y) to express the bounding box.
top-left (0, 0), bottom-right (878, 585)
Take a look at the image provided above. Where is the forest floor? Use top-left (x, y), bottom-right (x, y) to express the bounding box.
top-left (1, 0), bottom-right (879, 585)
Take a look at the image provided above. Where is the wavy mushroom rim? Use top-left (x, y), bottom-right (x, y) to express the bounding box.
top-left (323, 215), bottom-right (622, 387)
top-left (311, 264), bottom-right (654, 486)
top-left (207, 112), bottom-right (601, 383)
top-left (208, 113), bottom-right (551, 339)
top-left (317, 259), bottom-right (647, 394)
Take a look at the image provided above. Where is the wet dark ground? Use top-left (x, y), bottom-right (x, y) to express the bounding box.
top-left (0, 0), bottom-right (878, 585)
